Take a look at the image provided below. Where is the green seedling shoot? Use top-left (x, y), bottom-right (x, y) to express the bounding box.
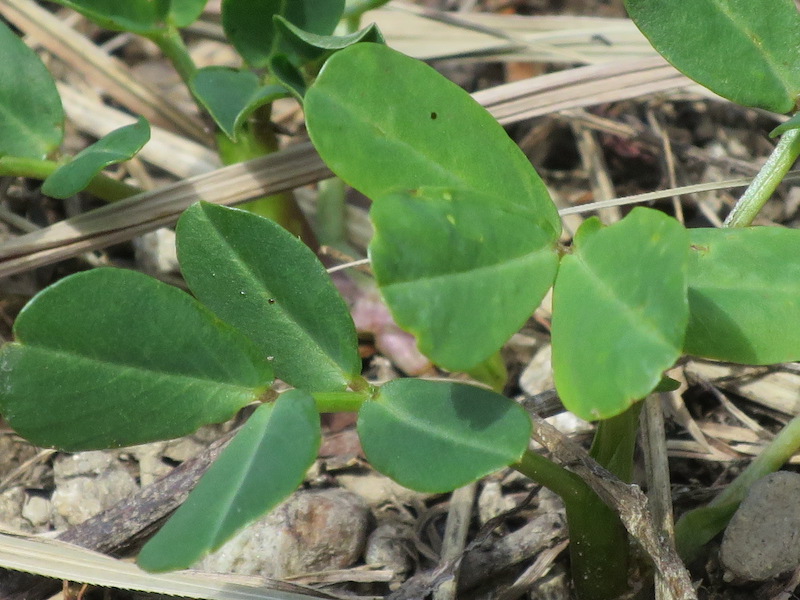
top-left (0, 1), bottom-right (799, 599)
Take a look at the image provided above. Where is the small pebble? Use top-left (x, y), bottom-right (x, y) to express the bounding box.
top-left (199, 488), bottom-right (370, 578)
top-left (721, 471), bottom-right (800, 581)
top-left (365, 520), bottom-right (416, 575)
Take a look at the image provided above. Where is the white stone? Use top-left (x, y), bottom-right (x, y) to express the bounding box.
top-left (198, 488), bottom-right (370, 578)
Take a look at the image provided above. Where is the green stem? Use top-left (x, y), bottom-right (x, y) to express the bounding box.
top-left (723, 126), bottom-right (800, 228)
top-left (590, 401), bottom-right (642, 483)
top-left (513, 449), bottom-right (629, 600)
top-left (513, 447), bottom-right (586, 500)
top-left (675, 411), bottom-right (800, 562)
top-left (146, 26), bottom-right (198, 92)
top-left (316, 177), bottom-right (348, 247)
top-left (312, 390), bottom-right (369, 413)
top-left (216, 106), bottom-right (318, 247)
top-left (0, 156), bottom-right (140, 202)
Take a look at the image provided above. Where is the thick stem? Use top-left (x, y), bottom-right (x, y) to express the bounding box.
top-left (590, 401), bottom-right (642, 483)
top-left (513, 449), bottom-right (629, 600)
top-left (312, 390), bottom-right (369, 413)
top-left (216, 106), bottom-right (317, 247)
top-left (675, 411), bottom-right (800, 562)
top-left (146, 26), bottom-right (198, 93)
top-left (723, 126), bottom-right (800, 227)
top-left (0, 156), bottom-right (140, 202)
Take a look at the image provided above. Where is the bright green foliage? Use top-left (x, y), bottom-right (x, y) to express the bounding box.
top-left (167, 0), bottom-right (207, 28)
top-left (41, 117), bottom-right (150, 198)
top-left (358, 379), bottom-right (531, 493)
top-left (0, 268), bottom-right (272, 450)
top-left (0, 22), bottom-right (63, 159)
top-left (192, 68), bottom-right (288, 140)
top-left (137, 390), bottom-right (320, 572)
top-left (772, 113), bottom-right (800, 138)
top-left (625, 0), bottom-right (800, 113)
top-left (221, 0), bottom-right (344, 68)
top-left (176, 202), bottom-right (361, 392)
top-left (305, 43), bottom-right (561, 237)
top-left (274, 16), bottom-right (384, 64)
top-left (552, 208), bottom-right (689, 421)
top-left (685, 227), bottom-right (800, 364)
top-left (268, 54), bottom-right (308, 100)
top-left (48, 0), bottom-right (168, 33)
top-left (369, 187), bottom-right (559, 371)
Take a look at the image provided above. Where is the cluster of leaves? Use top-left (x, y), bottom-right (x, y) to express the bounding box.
top-left (1, 0), bottom-right (799, 592)
top-left (0, 0), bottom-right (385, 200)
top-left (306, 40), bottom-right (800, 421)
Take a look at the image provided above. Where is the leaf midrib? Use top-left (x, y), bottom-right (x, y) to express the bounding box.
top-left (573, 253), bottom-right (679, 352)
top-left (203, 212), bottom-right (348, 379)
top-left (12, 343), bottom-right (264, 391)
top-left (709, 0), bottom-right (798, 99)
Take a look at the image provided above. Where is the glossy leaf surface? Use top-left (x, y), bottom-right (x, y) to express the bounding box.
top-left (306, 43), bottom-right (560, 236)
top-left (0, 269), bottom-right (272, 450)
top-left (192, 68), bottom-right (287, 140)
top-left (358, 379), bottom-right (531, 492)
top-left (369, 187), bottom-right (559, 371)
top-left (137, 390), bottom-right (320, 571)
top-left (221, 0), bottom-right (344, 67)
top-left (268, 54), bottom-right (307, 100)
top-left (552, 208), bottom-right (688, 420)
top-left (48, 0), bottom-right (167, 33)
top-left (685, 227), bottom-right (800, 364)
top-left (0, 22), bottom-right (63, 159)
top-left (625, 0), bottom-right (800, 112)
top-left (42, 117), bottom-right (150, 198)
top-left (177, 202), bottom-right (360, 391)
top-left (274, 16), bottom-right (384, 63)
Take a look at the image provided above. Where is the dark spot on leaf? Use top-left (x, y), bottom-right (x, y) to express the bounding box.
top-left (268, 298), bottom-right (276, 304)
top-left (430, 112), bottom-right (438, 120)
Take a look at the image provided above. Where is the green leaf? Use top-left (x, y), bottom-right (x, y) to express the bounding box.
top-left (305, 43), bottom-right (561, 237)
top-left (771, 113), bottom-right (800, 138)
top-left (0, 22), bottom-right (63, 159)
top-left (41, 117), bottom-right (150, 199)
top-left (551, 208), bottom-right (689, 421)
top-left (654, 375), bottom-right (680, 393)
top-left (273, 15), bottom-right (384, 64)
top-left (624, 0), bottom-right (800, 113)
top-left (221, 0), bottom-right (344, 68)
top-left (192, 68), bottom-right (288, 140)
top-left (137, 390), bottom-right (320, 572)
top-left (168, 0), bottom-right (206, 27)
top-left (48, 0), bottom-right (168, 33)
top-left (268, 54), bottom-right (307, 100)
top-left (685, 227), bottom-right (800, 364)
top-left (358, 379), bottom-right (531, 493)
top-left (0, 268), bottom-right (273, 450)
top-left (177, 202), bottom-right (360, 392)
top-left (369, 187), bottom-right (559, 371)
